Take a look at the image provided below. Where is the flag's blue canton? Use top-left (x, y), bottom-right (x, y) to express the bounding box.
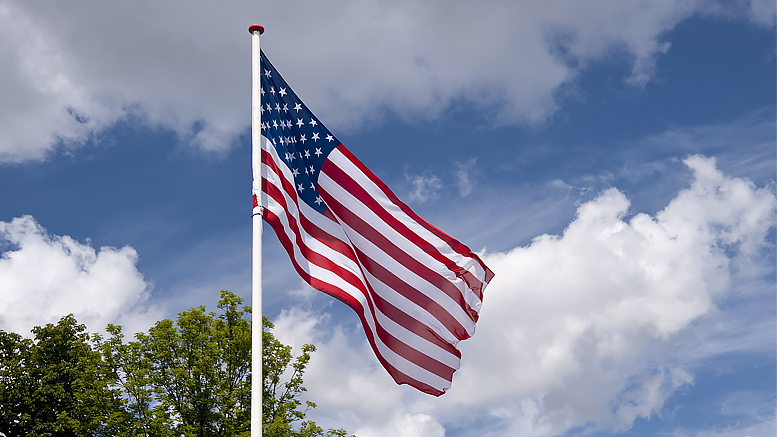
top-left (260, 51), bottom-right (339, 215)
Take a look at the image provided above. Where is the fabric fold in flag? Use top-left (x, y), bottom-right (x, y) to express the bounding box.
top-left (252, 50), bottom-right (494, 396)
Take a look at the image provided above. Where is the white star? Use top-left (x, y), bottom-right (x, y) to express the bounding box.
top-left (294, 103), bottom-right (302, 112)
top-left (310, 182), bottom-right (315, 190)
top-left (312, 132), bottom-right (320, 142)
top-left (299, 134), bottom-right (307, 144)
top-left (279, 137), bottom-right (285, 145)
top-left (288, 151), bottom-right (295, 161)
top-left (275, 103), bottom-right (281, 112)
top-left (284, 152), bottom-right (290, 161)
top-left (279, 88), bottom-right (287, 97)
top-left (269, 87), bottom-right (276, 95)
top-left (292, 167), bottom-right (300, 177)
top-left (315, 196), bottom-right (323, 205)
top-left (282, 103), bottom-right (288, 113)
top-left (272, 120), bottom-right (278, 129)
top-left (304, 167), bottom-right (310, 175)
top-left (259, 106), bottom-right (265, 115)
top-left (299, 152), bottom-right (304, 159)
top-left (309, 119), bottom-right (318, 127)
top-left (286, 120), bottom-right (293, 129)
top-left (308, 165), bottom-right (315, 174)
top-left (271, 138), bottom-right (277, 145)
top-left (326, 134), bottom-right (334, 142)
top-left (260, 87), bottom-right (265, 96)
top-left (265, 103), bottom-right (271, 112)
top-left (303, 150), bottom-right (311, 158)
top-left (297, 183), bottom-right (304, 192)
top-left (296, 118), bottom-right (305, 128)
top-left (264, 69), bottom-right (271, 77)
top-left (315, 148), bottom-right (322, 157)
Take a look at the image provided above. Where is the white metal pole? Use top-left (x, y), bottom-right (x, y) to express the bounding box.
top-left (249, 22), bottom-right (264, 437)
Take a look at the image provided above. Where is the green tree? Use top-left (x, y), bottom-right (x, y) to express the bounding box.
top-left (99, 290), bottom-right (352, 437)
top-left (98, 290), bottom-right (252, 436)
top-left (0, 315), bottom-right (122, 437)
top-left (261, 316), bottom-right (351, 437)
top-left (0, 291), bottom-right (353, 436)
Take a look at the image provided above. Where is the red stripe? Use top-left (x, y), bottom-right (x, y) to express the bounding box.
top-left (320, 184), bottom-right (480, 326)
top-left (263, 184), bottom-right (368, 302)
top-left (336, 146), bottom-right (494, 292)
top-left (263, 146), bottom-right (338, 224)
top-left (352, 244), bottom-right (470, 341)
top-left (298, 212), bottom-right (357, 264)
top-left (368, 304), bottom-right (456, 381)
top-left (261, 142), bottom-right (459, 395)
top-left (264, 208), bottom-right (448, 395)
top-left (262, 148), bottom-right (298, 201)
top-left (297, 202), bottom-right (461, 361)
top-left (264, 153), bottom-right (460, 364)
top-left (367, 286), bottom-right (462, 358)
top-left (263, 208), bottom-right (361, 311)
top-left (325, 155), bottom-right (486, 301)
top-left (263, 153), bottom-right (355, 266)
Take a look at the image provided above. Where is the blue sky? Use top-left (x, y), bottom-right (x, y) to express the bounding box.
top-left (0, 1), bottom-right (775, 436)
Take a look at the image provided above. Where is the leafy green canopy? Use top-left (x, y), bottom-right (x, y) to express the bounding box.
top-left (0, 290), bottom-right (353, 437)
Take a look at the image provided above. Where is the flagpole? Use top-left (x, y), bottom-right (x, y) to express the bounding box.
top-left (249, 22), bottom-right (265, 437)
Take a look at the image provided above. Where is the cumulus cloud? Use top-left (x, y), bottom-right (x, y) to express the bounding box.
top-left (270, 155), bottom-right (776, 436)
top-left (355, 412), bottom-right (446, 437)
top-left (1, 1), bottom-right (772, 162)
top-left (0, 215), bottom-right (161, 336)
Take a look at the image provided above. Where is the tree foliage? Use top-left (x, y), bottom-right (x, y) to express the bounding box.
top-left (0, 290), bottom-right (353, 437)
top-left (0, 315), bottom-right (122, 436)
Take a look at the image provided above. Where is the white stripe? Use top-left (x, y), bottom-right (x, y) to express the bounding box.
top-left (265, 194), bottom-right (366, 302)
top-left (276, 228), bottom-right (453, 390)
top-left (324, 152), bottom-right (484, 311)
top-left (344, 167), bottom-right (485, 311)
top-left (319, 170), bottom-right (477, 334)
top-left (368, 291), bottom-right (463, 369)
top-left (261, 144), bottom-right (367, 300)
top-left (320, 162), bottom-right (467, 288)
top-left (341, 219), bottom-right (475, 339)
top-left (329, 147), bottom-right (484, 273)
top-left (329, 149), bottom-right (486, 306)
top-left (351, 286), bottom-right (453, 391)
top-left (358, 258), bottom-right (463, 345)
top-left (261, 136), bottom-right (459, 392)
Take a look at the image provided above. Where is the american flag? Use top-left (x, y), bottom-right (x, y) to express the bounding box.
top-left (253, 51), bottom-right (494, 396)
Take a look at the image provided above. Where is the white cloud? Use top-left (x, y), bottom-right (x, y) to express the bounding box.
top-left (271, 155), bottom-right (776, 436)
top-left (455, 158), bottom-right (477, 197)
top-left (669, 419), bottom-right (777, 437)
top-left (0, 215), bottom-right (161, 336)
top-left (405, 169), bottom-right (443, 203)
top-left (354, 412), bottom-right (446, 437)
top-left (1, 1), bottom-right (772, 162)
top-left (0, 2), bottom-right (125, 162)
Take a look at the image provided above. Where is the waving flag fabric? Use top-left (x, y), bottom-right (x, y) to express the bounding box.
top-left (253, 51), bottom-right (494, 396)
